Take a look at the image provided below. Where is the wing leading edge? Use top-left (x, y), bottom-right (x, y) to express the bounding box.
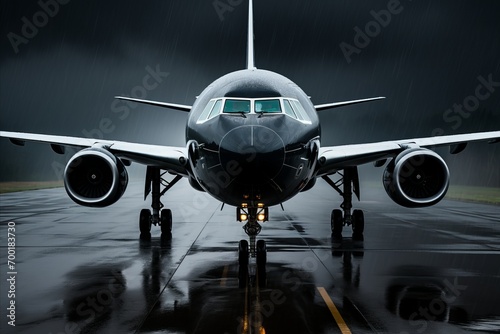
top-left (0, 131), bottom-right (189, 176)
top-left (114, 96), bottom-right (192, 112)
top-left (314, 97), bottom-right (386, 111)
top-left (316, 131), bottom-right (500, 177)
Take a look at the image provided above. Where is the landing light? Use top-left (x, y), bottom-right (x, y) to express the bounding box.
top-left (257, 207), bottom-right (269, 222)
top-left (237, 207), bottom-right (249, 222)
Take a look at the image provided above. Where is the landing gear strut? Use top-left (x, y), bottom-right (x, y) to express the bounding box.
top-left (237, 207), bottom-right (268, 286)
top-left (323, 167), bottom-right (364, 241)
top-left (139, 167), bottom-right (182, 239)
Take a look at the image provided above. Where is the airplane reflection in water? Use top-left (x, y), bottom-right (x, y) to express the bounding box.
top-left (386, 269), bottom-right (466, 325)
top-left (4, 186), bottom-right (495, 334)
top-left (63, 265), bottom-right (127, 329)
top-left (385, 266), bottom-right (500, 333)
top-left (130, 238), bottom-right (350, 334)
top-left (60, 237), bottom-right (494, 334)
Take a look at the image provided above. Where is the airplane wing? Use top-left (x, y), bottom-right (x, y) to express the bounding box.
top-left (316, 131), bottom-right (500, 177)
top-left (114, 96), bottom-right (192, 112)
top-left (0, 131), bottom-right (189, 176)
top-left (314, 96), bottom-right (386, 111)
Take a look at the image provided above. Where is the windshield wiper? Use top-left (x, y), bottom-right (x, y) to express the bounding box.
top-left (234, 111), bottom-right (247, 118)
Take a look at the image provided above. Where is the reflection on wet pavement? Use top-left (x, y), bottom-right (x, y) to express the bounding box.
top-left (1, 181), bottom-right (499, 333)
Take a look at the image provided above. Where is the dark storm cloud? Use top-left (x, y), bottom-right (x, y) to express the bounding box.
top-left (1, 0), bottom-right (499, 185)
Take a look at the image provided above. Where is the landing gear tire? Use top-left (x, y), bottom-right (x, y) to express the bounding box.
top-left (256, 240), bottom-right (267, 287)
top-left (331, 209), bottom-right (343, 240)
top-left (256, 240), bottom-right (267, 267)
top-left (238, 240), bottom-right (249, 267)
top-left (352, 209), bottom-right (364, 241)
top-left (161, 209), bottom-right (172, 235)
top-left (140, 167), bottom-right (182, 238)
top-left (139, 209), bottom-right (152, 240)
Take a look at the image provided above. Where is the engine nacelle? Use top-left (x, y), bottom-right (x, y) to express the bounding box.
top-left (383, 148), bottom-right (449, 208)
top-left (189, 176), bottom-right (205, 192)
top-left (64, 147), bottom-right (128, 207)
top-left (300, 177), bottom-right (316, 192)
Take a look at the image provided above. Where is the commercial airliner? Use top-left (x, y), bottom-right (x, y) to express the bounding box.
top-left (1, 0), bottom-right (499, 268)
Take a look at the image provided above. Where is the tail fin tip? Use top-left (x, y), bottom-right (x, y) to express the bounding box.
top-left (246, 0), bottom-right (256, 70)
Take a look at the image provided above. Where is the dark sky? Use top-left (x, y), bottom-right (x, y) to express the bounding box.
top-left (1, 0), bottom-right (499, 186)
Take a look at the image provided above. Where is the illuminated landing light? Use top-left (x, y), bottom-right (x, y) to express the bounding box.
top-left (257, 207), bottom-right (269, 222)
top-left (238, 207), bottom-right (249, 222)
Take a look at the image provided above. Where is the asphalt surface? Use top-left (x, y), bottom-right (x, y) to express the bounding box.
top-left (1, 179), bottom-right (499, 334)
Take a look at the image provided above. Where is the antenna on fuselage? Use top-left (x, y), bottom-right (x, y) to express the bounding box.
top-left (246, 0), bottom-right (256, 70)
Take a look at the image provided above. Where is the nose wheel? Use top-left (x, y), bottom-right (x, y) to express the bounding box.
top-left (237, 207), bottom-right (268, 287)
top-left (238, 238), bottom-right (267, 266)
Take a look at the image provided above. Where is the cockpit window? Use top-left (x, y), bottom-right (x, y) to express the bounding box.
top-left (197, 97), bottom-right (311, 124)
top-left (255, 99), bottom-right (281, 113)
top-left (283, 99), bottom-right (297, 118)
top-left (198, 100), bottom-right (216, 122)
top-left (208, 99), bottom-right (222, 119)
top-left (223, 99), bottom-right (251, 113)
top-left (289, 99), bottom-right (310, 122)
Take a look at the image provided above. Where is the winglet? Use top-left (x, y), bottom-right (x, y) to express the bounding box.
top-left (114, 96), bottom-right (192, 112)
top-left (247, 0), bottom-right (256, 70)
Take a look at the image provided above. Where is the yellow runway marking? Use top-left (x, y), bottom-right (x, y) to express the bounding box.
top-left (243, 276), bottom-right (249, 334)
top-left (220, 265), bottom-right (229, 286)
top-left (317, 287), bottom-right (352, 334)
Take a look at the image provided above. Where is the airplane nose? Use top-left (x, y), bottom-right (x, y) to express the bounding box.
top-left (219, 125), bottom-right (285, 185)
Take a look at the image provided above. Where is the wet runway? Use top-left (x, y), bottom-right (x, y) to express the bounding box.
top-left (1, 180), bottom-right (500, 334)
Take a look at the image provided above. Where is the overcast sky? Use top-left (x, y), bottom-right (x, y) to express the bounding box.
top-left (1, 0), bottom-right (499, 185)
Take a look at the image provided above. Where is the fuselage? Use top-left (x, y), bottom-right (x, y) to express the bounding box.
top-left (186, 69), bottom-right (321, 208)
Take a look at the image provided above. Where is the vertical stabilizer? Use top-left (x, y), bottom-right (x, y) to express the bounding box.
top-left (247, 0), bottom-right (256, 70)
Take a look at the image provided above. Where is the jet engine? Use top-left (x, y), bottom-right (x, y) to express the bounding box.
top-left (383, 148), bottom-right (449, 208)
top-left (64, 147), bottom-right (128, 207)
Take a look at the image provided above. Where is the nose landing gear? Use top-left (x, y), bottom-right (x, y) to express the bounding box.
top-left (237, 207), bottom-right (268, 287)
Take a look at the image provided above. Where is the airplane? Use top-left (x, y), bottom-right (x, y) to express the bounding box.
top-left (1, 0), bottom-right (499, 269)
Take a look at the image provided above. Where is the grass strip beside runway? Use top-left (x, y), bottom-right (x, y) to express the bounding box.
top-left (0, 181), bottom-right (499, 205)
top-left (446, 185), bottom-right (500, 205)
top-left (0, 181), bottom-right (63, 194)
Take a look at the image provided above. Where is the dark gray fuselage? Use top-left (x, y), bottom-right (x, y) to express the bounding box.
top-left (186, 69), bottom-right (321, 208)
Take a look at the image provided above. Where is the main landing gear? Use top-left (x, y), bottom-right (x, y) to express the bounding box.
top-left (237, 207), bottom-right (268, 287)
top-left (322, 167), bottom-right (365, 241)
top-left (139, 167), bottom-right (182, 240)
